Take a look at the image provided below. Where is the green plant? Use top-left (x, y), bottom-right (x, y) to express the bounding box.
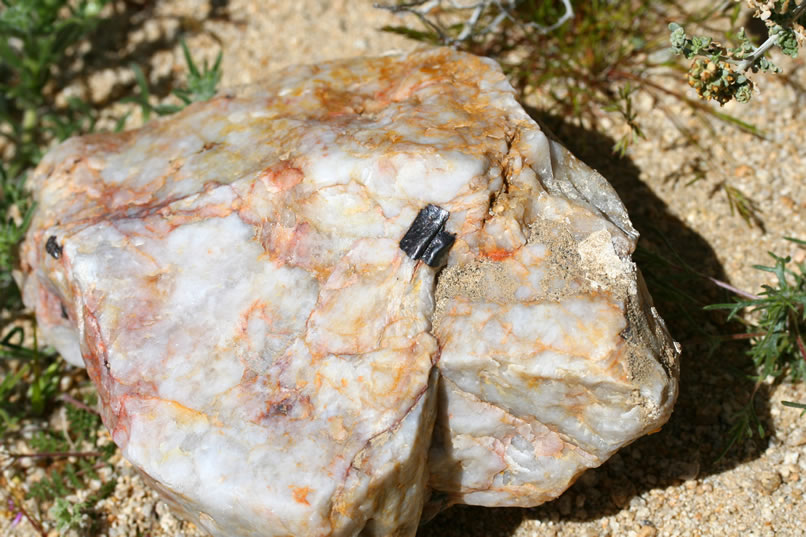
top-left (0, 325), bottom-right (61, 438)
top-left (50, 497), bottom-right (87, 532)
top-left (48, 479), bottom-right (119, 534)
top-left (670, 0), bottom-right (806, 104)
top-left (603, 84), bottom-right (644, 157)
top-left (174, 39), bottom-right (224, 106)
top-left (0, 3), bottom-right (224, 532)
top-left (0, 163), bottom-right (33, 310)
top-left (125, 38), bottom-right (223, 122)
top-left (783, 400), bottom-right (806, 414)
top-left (0, 0), bottom-right (110, 178)
top-left (0, 0), bottom-right (110, 322)
top-left (708, 238), bottom-right (806, 382)
top-left (706, 237), bottom-right (806, 458)
top-left (4, 399), bottom-right (117, 533)
top-left (0, 1), bottom-right (111, 373)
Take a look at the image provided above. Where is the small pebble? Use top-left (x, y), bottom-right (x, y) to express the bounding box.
top-left (637, 525), bottom-right (658, 537)
top-left (59, 376), bottom-right (73, 391)
top-left (756, 471), bottom-right (783, 495)
top-left (788, 429), bottom-right (806, 447)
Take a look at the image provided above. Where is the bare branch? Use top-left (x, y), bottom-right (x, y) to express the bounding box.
top-left (375, 0), bottom-right (574, 45)
top-left (6, 450), bottom-right (104, 459)
top-left (707, 276), bottom-right (762, 301)
top-left (59, 393), bottom-right (100, 415)
top-left (494, 0), bottom-right (574, 35)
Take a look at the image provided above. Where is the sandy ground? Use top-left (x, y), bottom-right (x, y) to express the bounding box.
top-left (4, 1), bottom-right (806, 536)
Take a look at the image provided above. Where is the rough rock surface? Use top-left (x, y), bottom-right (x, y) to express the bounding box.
top-left (18, 48), bottom-right (679, 537)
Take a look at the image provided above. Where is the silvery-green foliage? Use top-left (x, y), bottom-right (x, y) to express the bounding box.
top-left (670, 1), bottom-right (806, 104)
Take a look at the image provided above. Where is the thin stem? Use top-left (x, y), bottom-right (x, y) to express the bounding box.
top-left (375, 1), bottom-right (448, 42)
top-left (789, 0), bottom-right (806, 23)
top-left (74, 460), bottom-right (108, 478)
top-left (494, 0), bottom-right (574, 35)
top-left (7, 451), bottom-right (103, 459)
top-left (736, 33), bottom-right (779, 71)
top-left (457, 3), bottom-right (485, 41)
top-left (14, 499), bottom-right (46, 537)
top-left (611, 69), bottom-right (764, 137)
top-left (59, 394), bottom-right (100, 416)
top-left (0, 477), bottom-right (47, 537)
top-left (685, 331), bottom-right (767, 345)
top-left (375, 0), bottom-right (574, 44)
top-left (737, 0), bottom-right (806, 71)
top-left (707, 276), bottom-right (761, 300)
top-left (790, 308), bottom-right (806, 361)
top-left (728, 332), bottom-right (768, 340)
top-left (796, 333), bottom-right (806, 361)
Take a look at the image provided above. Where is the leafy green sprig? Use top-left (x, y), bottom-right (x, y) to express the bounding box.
top-left (707, 238), bottom-right (806, 381)
top-left (669, 24), bottom-right (755, 104)
top-left (670, 1), bottom-right (806, 104)
top-left (603, 84), bottom-right (645, 157)
top-left (24, 400), bottom-right (117, 533)
top-left (706, 237), bottom-right (806, 457)
top-left (125, 39), bottom-right (223, 122)
top-left (49, 479), bottom-right (118, 534)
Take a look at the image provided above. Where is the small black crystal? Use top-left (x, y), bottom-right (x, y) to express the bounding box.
top-left (400, 205), bottom-right (455, 267)
top-left (421, 229), bottom-right (456, 267)
top-left (45, 235), bottom-right (62, 259)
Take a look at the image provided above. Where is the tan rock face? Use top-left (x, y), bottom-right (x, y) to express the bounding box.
top-left (18, 48), bottom-right (679, 537)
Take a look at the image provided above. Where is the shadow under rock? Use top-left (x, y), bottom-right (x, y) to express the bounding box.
top-left (418, 111), bottom-right (773, 535)
top-left (209, 0), bottom-right (232, 21)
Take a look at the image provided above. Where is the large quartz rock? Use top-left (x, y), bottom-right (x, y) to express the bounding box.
top-left (19, 48), bottom-right (679, 536)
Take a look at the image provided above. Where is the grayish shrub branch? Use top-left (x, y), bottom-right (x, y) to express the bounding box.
top-left (375, 0), bottom-right (574, 45)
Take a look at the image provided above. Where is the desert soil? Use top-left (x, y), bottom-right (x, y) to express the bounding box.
top-left (3, 1), bottom-right (806, 536)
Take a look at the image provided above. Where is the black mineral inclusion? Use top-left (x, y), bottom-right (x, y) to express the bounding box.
top-left (45, 235), bottom-right (62, 259)
top-left (399, 205), bottom-right (455, 267)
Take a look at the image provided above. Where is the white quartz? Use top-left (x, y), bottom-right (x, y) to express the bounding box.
top-left (19, 48), bottom-right (679, 536)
